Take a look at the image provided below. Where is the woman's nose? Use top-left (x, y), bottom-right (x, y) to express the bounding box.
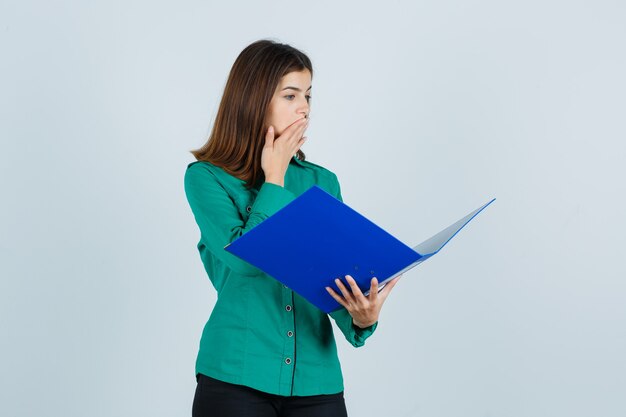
top-left (298, 101), bottom-right (309, 117)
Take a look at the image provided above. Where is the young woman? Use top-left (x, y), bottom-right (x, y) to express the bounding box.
top-left (184, 39), bottom-right (401, 417)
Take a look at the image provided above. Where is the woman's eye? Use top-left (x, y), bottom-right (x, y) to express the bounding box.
top-left (285, 95), bottom-right (313, 102)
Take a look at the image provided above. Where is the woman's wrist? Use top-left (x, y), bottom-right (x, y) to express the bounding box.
top-left (353, 319), bottom-right (376, 329)
top-left (265, 173), bottom-right (284, 187)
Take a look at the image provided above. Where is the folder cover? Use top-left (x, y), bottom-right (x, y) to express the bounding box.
top-left (225, 185), bottom-right (495, 313)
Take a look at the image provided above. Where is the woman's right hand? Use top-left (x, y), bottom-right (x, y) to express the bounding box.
top-left (262, 117), bottom-right (309, 186)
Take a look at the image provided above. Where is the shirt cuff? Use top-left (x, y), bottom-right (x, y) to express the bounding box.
top-left (251, 182), bottom-right (297, 218)
top-left (352, 320), bottom-right (378, 344)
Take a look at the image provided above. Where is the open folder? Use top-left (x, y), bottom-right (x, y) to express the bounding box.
top-left (225, 185), bottom-right (495, 313)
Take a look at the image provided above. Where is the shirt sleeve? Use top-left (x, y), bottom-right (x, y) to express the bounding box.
top-left (329, 308), bottom-right (378, 348)
top-left (184, 162), bottom-right (296, 276)
top-left (326, 171), bottom-right (379, 347)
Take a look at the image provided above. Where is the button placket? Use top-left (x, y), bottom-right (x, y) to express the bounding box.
top-left (281, 286), bottom-right (296, 383)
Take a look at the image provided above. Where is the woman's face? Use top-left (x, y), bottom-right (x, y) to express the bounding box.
top-left (265, 69), bottom-right (312, 136)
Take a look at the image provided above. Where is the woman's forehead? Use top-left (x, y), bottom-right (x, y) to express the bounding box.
top-left (279, 70), bottom-right (312, 88)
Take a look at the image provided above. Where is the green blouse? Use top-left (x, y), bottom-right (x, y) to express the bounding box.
top-left (183, 156), bottom-right (378, 396)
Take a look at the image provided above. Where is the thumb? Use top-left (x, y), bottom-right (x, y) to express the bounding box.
top-left (265, 125), bottom-right (274, 147)
top-left (380, 276), bottom-right (401, 299)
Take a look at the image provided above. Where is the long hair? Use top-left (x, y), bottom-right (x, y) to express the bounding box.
top-left (190, 39), bottom-right (313, 189)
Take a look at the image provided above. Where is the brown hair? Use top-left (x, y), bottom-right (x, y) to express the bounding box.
top-left (190, 39), bottom-right (313, 189)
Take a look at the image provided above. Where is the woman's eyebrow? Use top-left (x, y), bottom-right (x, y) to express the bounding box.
top-left (281, 86), bottom-right (312, 92)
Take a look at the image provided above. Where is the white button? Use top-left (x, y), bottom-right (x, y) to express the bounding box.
top-left (287, 331), bottom-right (294, 337)
top-left (285, 305), bottom-right (292, 312)
top-left (285, 358), bottom-right (292, 365)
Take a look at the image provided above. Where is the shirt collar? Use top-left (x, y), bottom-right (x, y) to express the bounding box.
top-left (291, 155), bottom-right (306, 167)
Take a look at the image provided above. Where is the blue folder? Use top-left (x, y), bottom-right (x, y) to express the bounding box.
top-left (225, 185), bottom-right (495, 313)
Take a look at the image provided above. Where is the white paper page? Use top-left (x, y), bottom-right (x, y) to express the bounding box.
top-left (412, 199), bottom-right (495, 255)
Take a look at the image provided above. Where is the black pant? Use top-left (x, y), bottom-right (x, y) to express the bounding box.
top-left (192, 373), bottom-right (348, 417)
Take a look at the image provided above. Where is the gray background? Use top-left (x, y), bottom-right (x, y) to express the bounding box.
top-left (1, 1), bottom-right (625, 416)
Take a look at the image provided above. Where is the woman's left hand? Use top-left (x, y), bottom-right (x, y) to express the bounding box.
top-left (325, 274), bottom-right (402, 328)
